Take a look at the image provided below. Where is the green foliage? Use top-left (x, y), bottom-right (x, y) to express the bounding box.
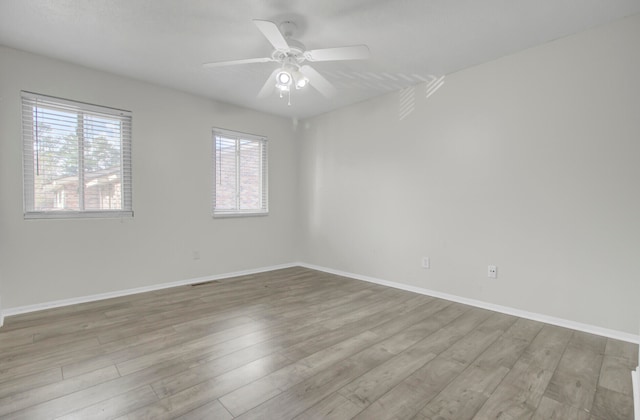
top-left (35, 114), bottom-right (121, 182)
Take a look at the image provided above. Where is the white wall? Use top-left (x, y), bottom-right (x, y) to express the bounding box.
top-left (298, 14), bottom-right (640, 335)
top-left (0, 45), bottom-right (299, 309)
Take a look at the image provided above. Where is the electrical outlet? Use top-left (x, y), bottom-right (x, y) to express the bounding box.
top-left (421, 257), bottom-right (430, 269)
top-left (488, 265), bottom-right (497, 279)
top-left (193, 251), bottom-right (200, 261)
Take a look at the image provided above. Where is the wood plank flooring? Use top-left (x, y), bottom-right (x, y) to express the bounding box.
top-left (0, 267), bottom-right (637, 419)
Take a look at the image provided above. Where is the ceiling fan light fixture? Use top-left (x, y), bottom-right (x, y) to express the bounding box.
top-left (293, 70), bottom-right (309, 89)
top-left (276, 70), bottom-right (292, 86)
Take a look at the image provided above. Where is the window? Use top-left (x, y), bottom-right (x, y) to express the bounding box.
top-left (213, 128), bottom-right (268, 217)
top-left (22, 91), bottom-right (133, 219)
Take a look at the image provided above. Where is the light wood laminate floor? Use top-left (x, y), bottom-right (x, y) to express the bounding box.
top-left (0, 267), bottom-right (637, 419)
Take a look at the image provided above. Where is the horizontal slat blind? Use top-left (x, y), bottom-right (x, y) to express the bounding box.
top-left (213, 128), bottom-right (268, 217)
top-left (22, 91), bottom-right (133, 219)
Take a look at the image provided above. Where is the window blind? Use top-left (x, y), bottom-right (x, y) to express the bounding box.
top-left (22, 91), bottom-right (133, 219)
top-left (213, 128), bottom-right (268, 217)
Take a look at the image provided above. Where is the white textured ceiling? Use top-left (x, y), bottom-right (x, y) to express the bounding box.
top-left (1, 1), bottom-right (639, 119)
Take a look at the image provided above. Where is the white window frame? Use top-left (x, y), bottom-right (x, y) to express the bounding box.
top-left (21, 91), bottom-right (133, 219)
top-left (212, 128), bottom-right (268, 218)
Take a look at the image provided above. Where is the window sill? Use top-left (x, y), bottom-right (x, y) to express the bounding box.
top-left (24, 211), bottom-right (134, 220)
top-left (213, 211), bottom-right (269, 219)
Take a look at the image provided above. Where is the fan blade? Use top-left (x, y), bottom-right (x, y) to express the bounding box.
top-left (253, 19), bottom-right (289, 51)
top-left (304, 45), bottom-right (370, 62)
top-left (203, 57), bottom-right (273, 68)
top-left (300, 65), bottom-right (337, 98)
top-left (258, 68), bottom-right (281, 99)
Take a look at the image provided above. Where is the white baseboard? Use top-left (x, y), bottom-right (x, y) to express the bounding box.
top-left (2, 262), bottom-right (640, 347)
top-left (297, 262), bottom-right (640, 345)
top-left (632, 367), bottom-right (639, 420)
top-left (0, 263), bottom-right (298, 320)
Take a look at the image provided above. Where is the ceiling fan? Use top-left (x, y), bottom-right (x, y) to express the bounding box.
top-left (203, 20), bottom-right (371, 103)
